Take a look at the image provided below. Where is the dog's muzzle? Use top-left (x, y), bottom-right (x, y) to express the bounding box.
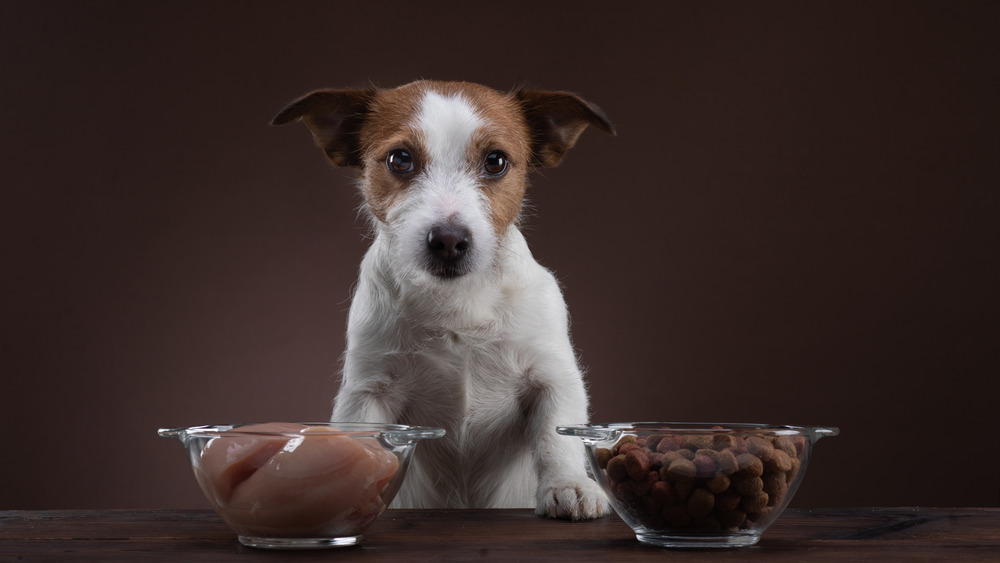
top-left (426, 224), bottom-right (472, 278)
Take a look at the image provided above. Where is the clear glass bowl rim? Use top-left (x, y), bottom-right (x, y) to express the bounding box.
top-left (157, 422), bottom-right (446, 442)
top-left (557, 422), bottom-right (839, 441)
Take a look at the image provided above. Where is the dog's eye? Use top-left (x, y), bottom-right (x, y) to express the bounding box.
top-left (483, 151), bottom-right (509, 176)
top-left (386, 149), bottom-right (414, 173)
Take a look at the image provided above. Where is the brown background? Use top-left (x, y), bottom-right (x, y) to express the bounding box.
top-left (2, 1), bottom-right (997, 510)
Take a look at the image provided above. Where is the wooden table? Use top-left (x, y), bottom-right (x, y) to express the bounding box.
top-left (2, 508), bottom-right (997, 561)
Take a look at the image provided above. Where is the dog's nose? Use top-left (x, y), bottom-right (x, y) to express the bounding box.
top-left (427, 225), bottom-right (472, 261)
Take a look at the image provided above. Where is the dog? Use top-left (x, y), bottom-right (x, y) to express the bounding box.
top-left (272, 80), bottom-right (615, 519)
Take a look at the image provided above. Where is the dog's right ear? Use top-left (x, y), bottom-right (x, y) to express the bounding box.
top-left (271, 89), bottom-right (377, 167)
top-left (515, 90), bottom-right (616, 169)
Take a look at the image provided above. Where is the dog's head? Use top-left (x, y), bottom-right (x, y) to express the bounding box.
top-left (273, 80), bottom-right (613, 282)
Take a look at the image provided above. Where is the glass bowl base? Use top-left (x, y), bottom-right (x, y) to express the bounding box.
top-left (636, 531), bottom-right (761, 549)
top-left (237, 534), bottom-right (362, 549)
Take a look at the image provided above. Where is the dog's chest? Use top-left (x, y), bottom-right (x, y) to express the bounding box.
top-left (410, 330), bottom-right (525, 422)
top-left (401, 332), bottom-right (534, 496)
top-left (395, 332), bottom-right (532, 458)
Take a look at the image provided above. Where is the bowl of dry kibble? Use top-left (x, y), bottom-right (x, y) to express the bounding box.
top-left (557, 422), bottom-right (837, 548)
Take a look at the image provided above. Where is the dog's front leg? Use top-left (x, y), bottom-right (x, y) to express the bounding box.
top-left (331, 248), bottom-right (410, 425)
top-left (331, 350), bottom-right (407, 424)
top-left (331, 378), bottom-right (397, 424)
top-left (524, 367), bottom-right (611, 520)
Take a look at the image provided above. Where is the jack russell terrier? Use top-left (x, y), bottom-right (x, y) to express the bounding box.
top-left (273, 80), bottom-right (614, 519)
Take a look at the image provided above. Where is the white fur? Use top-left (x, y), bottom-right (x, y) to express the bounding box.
top-left (331, 90), bottom-right (608, 519)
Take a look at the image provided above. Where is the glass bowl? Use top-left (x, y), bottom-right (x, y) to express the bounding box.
top-left (159, 422), bottom-right (445, 549)
top-left (558, 422), bottom-right (837, 548)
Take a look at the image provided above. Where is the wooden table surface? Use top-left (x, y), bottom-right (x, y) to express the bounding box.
top-left (2, 507), bottom-right (998, 561)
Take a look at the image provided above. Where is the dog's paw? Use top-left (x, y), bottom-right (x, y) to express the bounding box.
top-left (534, 479), bottom-right (610, 520)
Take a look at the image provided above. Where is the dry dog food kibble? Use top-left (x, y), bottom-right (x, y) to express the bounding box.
top-left (594, 429), bottom-right (805, 532)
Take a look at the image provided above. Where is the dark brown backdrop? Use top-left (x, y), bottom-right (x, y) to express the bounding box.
top-left (2, 1), bottom-right (997, 509)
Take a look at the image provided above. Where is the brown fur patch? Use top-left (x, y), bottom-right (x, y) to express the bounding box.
top-left (357, 84), bottom-right (427, 223)
top-left (356, 81), bottom-right (532, 234)
top-left (458, 85), bottom-right (532, 234)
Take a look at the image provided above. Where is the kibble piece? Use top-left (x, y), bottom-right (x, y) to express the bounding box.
top-left (763, 470), bottom-right (787, 496)
top-left (666, 458), bottom-right (697, 480)
top-left (715, 489), bottom-right (741, 511)
top-left (715, 449), bottom-right (739, 475)
top-left (746, 506), bottom-right (773, 526)
top-left (774, 436), bottom-right (797, 457)
top-left (594, 447), bottom-right (613, 469)
top-left (733, 474), bottom-right (764, 496)
top-left (613, 435), bottom-right (637, 455)
top-left (695, 448), bottom-right (719, 461)
top-left (787, 457), bottom-right (802, 481)
top-left (713, 433), bottom-right (735, 450)
top-left (656, 457), bottom-right (677, 482)
top-left (650, 480), bottom-right (677, 505)
top-left (645, 434), bottom-right (665, 451)
top-left (741, 491), bottom-right (769, 513)
top-left (736, 453), bottom-right (764, 476)
top-left (656, 435), bottom-right (681, 453)
top-left (686, 488), bottom-right (715, 519)
top-left (680, 434), bottom-right (714, 451)
top-left (728, 437), bottom-right (749, 454)
top-left (745, 436), bottom-right (775, 461)
top-left (692, 454), bottom-right (717, 478)
top-left (618, 442), bottom-right (642, 457)
top-left (767, 449), bottom-right (793, 473)
top-left (613, 479), bottom-right (637, 505)
top-left (625, 449), bottom-right (652, 481)
top-left (606, 455), bottom-right (629, 483)
top-left (790, 435), bottom-right (807, 456)
top-left (661, 450), bottom-right (687, 466)
top-left (706, 474), bottom-right (731, 494)
top-left (767, 483), bottom-right (788, 507)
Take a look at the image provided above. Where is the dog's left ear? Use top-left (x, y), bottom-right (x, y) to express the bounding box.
top-left (515, 90), bottom-right (616, 168)
top-left (271, 89), bottom-right (377, 167)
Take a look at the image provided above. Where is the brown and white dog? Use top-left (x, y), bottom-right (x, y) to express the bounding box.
top-left (273, 80), bottom-right (614, 519)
